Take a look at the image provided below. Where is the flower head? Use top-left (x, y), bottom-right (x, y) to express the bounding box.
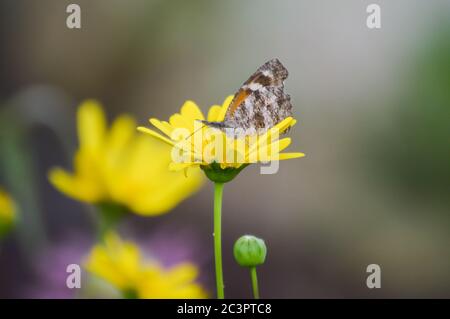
top-left (84, 233), bottom-right (207, 299)
top-left (48, 100), bottom-right (204, 216)
top-left (138, 96), bottom-right (304, 181)
top-left (0, 188), bottom-right (16, 237)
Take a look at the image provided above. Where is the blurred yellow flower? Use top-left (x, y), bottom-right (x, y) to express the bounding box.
top-left (48, 100), bottom-right (204, 216)
top-left (84, 233), bottom-right (207, 299)
top-left (0, 188), bottom-right (16, 236)
top-left (138, 96), bottom-right (304, 172)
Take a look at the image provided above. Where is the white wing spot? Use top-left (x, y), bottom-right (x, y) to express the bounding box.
top-left (262, 70), bottom-right (272, 77)
top-left (248, 82), bottom-right (263, 91)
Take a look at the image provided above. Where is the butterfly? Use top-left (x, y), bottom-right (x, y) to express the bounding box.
top-left (201, 58), bottom-right (293, 136)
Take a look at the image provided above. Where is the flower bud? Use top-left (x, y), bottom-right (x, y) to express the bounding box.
top-left (233, 235), bottom-right (267, 267)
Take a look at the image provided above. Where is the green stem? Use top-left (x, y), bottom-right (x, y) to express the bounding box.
top-left (250, 267), bottom-right (260, 299)
top-left (214, 182), bottom-right (225, 299)
top-left (95, 202), bottom-right (125, 241)
top-left (122, 289), bottom-right (138, 299)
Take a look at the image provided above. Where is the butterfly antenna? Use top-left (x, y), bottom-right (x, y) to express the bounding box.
top-left (170, 121), bottom-right (207, 152)
top-left (184, 120), bottom-right (207, 140)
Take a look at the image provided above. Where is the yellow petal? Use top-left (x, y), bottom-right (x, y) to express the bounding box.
top-left (167, 115), bottom-right (191, 135)
top-left (149, 119), bottom-right (173, 138)
top-left (84, 233), bottom-right (143, 289)
top-left (48, 168), bottom-right (103, 203)
top-left (0, 189), bottom-right (15, 223)
top-left (166, 263), bottom-right (199, 284)
top-left (276, 116), bottom-right (295, 132)
top-left (77, 100), bottom-right (106, 152)
top-left (247, 137), bottom-right (292, 162)
top-left (131, 168), bottom-right (204, 215)
top-left (106, 115), bottom-right (135, 159)
top-left (180, 100), bottom-right (205, 121)
top-left (248, 117), bottom-right (294, 154)
top-left (207, 105), bottom-right (223, 122)
top-left (137, 127), bottom-right (175, 146)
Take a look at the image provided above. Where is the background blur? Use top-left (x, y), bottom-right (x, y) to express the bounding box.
top-left (1, 0), bottom-right (449, 298)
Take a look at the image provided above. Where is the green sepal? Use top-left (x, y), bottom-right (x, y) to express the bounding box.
top-left (201, 162), bottom-right (249, 183)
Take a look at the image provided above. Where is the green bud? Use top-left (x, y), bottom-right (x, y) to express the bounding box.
top-left (233, 235), bottom-right (267, 267)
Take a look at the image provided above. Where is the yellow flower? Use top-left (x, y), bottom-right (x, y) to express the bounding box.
top-left (84, 233), bottom-right (207, 299)
top-left (48, 100), bottom-right (204, 216)
top-left (138, 96), bottom-right (304, 174)
top-left (0, 188), bottom-right (16, 236)
top-left (138, 95), bottom-right (304, 298)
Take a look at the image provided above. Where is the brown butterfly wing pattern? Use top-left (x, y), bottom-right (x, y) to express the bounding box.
top-left (205, 58), bottom-right (293, 135)
top-left (225, 58), bottom-right (288, 119)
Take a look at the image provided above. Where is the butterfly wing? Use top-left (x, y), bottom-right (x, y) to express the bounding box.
top-left (224, 58), bottom-right (292, 134)
top-left (225, 58), bottom-right (288, 117)
top-left (227, 86), bottom-right (292, 134)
